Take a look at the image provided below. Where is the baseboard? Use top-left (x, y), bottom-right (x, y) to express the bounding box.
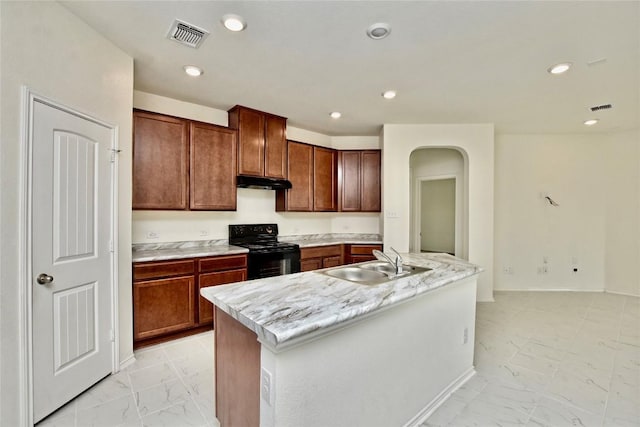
top-left (403, 367), bottom-right (476, 427)
top-left (604, 290), bottom-right (640, 298)
top-left (119, 353), bottom-right (136, 371)
top-left (494, 288), bottom-right (604, 293)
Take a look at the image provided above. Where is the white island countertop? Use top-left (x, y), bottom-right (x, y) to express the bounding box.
top-left (201, 252), bottom-right (482, 351)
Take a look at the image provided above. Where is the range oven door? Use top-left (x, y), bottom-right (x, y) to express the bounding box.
top-left (247, 249), bottom-right (301, 280)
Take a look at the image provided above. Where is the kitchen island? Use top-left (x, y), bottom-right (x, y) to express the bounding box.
top-left (201, 253), bottom-right (482, 427)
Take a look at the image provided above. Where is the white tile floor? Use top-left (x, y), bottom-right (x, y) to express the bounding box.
top-left (37, 291), bottom-right (639, 427)
top-left (37, 331), bottom-right (218, 427)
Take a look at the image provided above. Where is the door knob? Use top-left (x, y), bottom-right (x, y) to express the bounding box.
top-left (36, 273), bottom-right (54, 285)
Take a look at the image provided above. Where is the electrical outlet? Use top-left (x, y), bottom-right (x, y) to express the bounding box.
top-left (502, 267), bottom-right (513, 274)
top-left (385, 210), bottom-right (399, 218)
top-left (261, 368), bottom-right (273, 406)
top-left (542, 266), bottom-right (548, 274)
top-left (146, 231), bottom-right (159, 239)
top-left (543, 256), bottom-right (548, 264)
top-left (199, 230), bottom-right (209, 237)
top-left (463, 327), bottom-right (469, 344)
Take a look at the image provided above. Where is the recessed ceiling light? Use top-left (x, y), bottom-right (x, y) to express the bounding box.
top-left (183, 65), bottom-right (203, 77)
top-left (584, 119), bottom-right (599, 126)
top-left (367, 23), bottom-right (391, 40)
top-left (330, 112), bottom-right (342, 119)
top-left (222, 14), bottom-right (246, 32)
top-left (382, 90), bottom-right (397, 99)
top-left (547, 62), bottom-right (572, 75)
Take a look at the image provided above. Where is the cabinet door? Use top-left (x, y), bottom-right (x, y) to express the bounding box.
top-left (198, 269), bottom-right (247, 324)
top-left (279, 141), bottom-right (313, 211)
top-left (236, 107), bottom-right (265, 176)
top-left (323, 255), bottom-right (343, 268)
top-left (301, 258), bottom-right (322, 272)
top-left (264, 115), bottom-right (287, 179)
top-left (313, 146), bottom-right (337, 211)
top-left (361, 150), bottom-right (381, 212)
top-left (133, 276), bottom-right (195, 340)
top-left (339, 151), bottom-right (361, 212)
top-left (190, 122), bottom-right (237, 210)
top-left (133, 111), bottom-right (189, 210)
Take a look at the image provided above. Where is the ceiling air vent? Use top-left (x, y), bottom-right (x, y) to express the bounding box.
top-left (590, 104), bottom-right (612, 112)
top-left (167, 19), bottom-right (209, 48)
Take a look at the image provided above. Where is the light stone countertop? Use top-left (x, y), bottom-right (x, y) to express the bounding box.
top-left (132, 241), bottom-right (248, 263)
top-left (201, 252), bottom-right (482, 351)
top-left (131, 234), bottom-right (382, 262)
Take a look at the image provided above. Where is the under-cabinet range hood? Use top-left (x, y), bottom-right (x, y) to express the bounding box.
top-left (236, 175), bottom-right (292, 190)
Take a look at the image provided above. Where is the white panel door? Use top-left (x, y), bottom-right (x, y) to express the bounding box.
top-left (31, 99), bottom-right (114, 423)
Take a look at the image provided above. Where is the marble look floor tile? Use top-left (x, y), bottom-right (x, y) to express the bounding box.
top-left (170, 350), bottom-right (214, 378)
top-left (75, 370), bottom-right (132, 410)
top-left (422, 394), bottom-right (469, 427)
top-left (163, 337), bottom-right (206, 361)
top-left (475, 359), bottom-right (553, 393)
top-left (36, 400), bottom-right (76, 427)
top-left (474, 380), bottom-right (540, 415)
top-left (529, 396), bottom-right (602, 427)
top-left (126, 347), bottom-right (169, 373)
top-left (134, 378), bottom-right (192, 417)
top-left (448, 393), bottom-right (531, 426)
top-left (128, 363), bottom-right (179, 392)
top-left (141, 400), bottom-right (207, 427)
top-left (509, 349), bottom-right (561, 377)
top-left (76, 394), bottom-right (141, 427)
top-left (546, 368), bottom-right (609, 415)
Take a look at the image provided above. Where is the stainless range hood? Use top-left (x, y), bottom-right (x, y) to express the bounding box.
top-left (236, 175), bottom-right (292, 190)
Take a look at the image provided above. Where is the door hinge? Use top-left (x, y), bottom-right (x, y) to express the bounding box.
top-left (110, 148), bottom-right (121, 163)
top-left (110, 329), bottom-right (115, 342)
top-left (109, 240), bottom-right (114, 253)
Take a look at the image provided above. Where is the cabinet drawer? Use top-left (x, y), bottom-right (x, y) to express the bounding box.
top-left (300, 245), bottom-right (342, 259)
top-left (199, 269), bottom-right (247, 324)
top-left (133, 276), bottom-right (195, 340)
top-left (301, 258), bottom-right (322, 272)
top-left (323, 255), bottom-right (342, 268)
top-left (199, 255), bottom-right (247, 273)
top-left (350, 245), bottom-right (382, 255)
top-left (133, 259), bottom-right (195, 281)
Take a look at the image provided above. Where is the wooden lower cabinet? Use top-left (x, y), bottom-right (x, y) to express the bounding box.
top-left (300, 245), bottom-right (343, 271)
top-left (346, 244), bottom-right (383, 264)
top-left (199, 270), bottom-right (246, 324)
top-left (133, 254), bottom-right (247, 347)
top-left (133, 275), bottom-right (195, 341)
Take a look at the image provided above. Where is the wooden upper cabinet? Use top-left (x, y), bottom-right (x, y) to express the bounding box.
top-left (264, 115), bottom-right (287, 179)
top-left (133, 110), bottom-right (189, 210)
top-left (313, 146), bottom-right (338, 211)
top-left (339, 151), bottom-right (362, 212)
top-left (361, 150), bottom-right (381, 212)
top-left (338, 150), bottom-right (381, 212)
top-left (277, 140), bottom-right (313, 211)
top-left (190, 122), bottom-right (237, 210)
top-left (228, 106), bottom-right (287, 179)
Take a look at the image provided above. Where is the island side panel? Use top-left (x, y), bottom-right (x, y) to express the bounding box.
top-left (215, 307), bottom-right (261, 427)
top-left (260, 277), bottom-right (478, 427)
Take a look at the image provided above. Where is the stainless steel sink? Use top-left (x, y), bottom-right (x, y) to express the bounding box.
top-left (324, 267), bottom-right (389, 283)
top-left (318, 261), bottom-right (431, 285)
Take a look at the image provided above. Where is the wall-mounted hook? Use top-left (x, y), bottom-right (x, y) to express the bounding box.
top-left (544, 196), bottom-right (559, 207)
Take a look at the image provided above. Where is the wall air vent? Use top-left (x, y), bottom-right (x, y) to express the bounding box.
top-left (590, 104), bottom-right (612, 112)
top-left (167, 19), bottom-right (209, 48)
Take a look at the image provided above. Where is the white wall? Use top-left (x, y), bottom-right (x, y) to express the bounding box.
top-left (0, 1), bottom-right (133, 425)
top-left (409, 148), bottom-right (466, 257)
top-left (494, 134), bottom-right (611, 292)
top-left (382, 124), bottom-right (495, 302)
top-left (132, 92), bottom-right (381, 243)
top-left (603, 130), bottom-right (640, 296)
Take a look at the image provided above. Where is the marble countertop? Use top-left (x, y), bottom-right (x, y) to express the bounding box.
top-left (201, 252), bottom-right (482, 351)
top-left (132, 234), bottom-right (382, 262)
top-left (132, 243), bottom-right (248, 263)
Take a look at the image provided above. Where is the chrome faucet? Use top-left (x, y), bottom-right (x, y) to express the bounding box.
top-left (372, 247), bottom-right (404, 275)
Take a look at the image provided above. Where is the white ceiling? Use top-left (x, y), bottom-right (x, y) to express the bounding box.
top-left (61, 1), bottom-right (639, 136)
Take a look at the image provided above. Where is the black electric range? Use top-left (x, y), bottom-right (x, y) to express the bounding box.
top-left (229, 224), bottom-right (301, 279)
